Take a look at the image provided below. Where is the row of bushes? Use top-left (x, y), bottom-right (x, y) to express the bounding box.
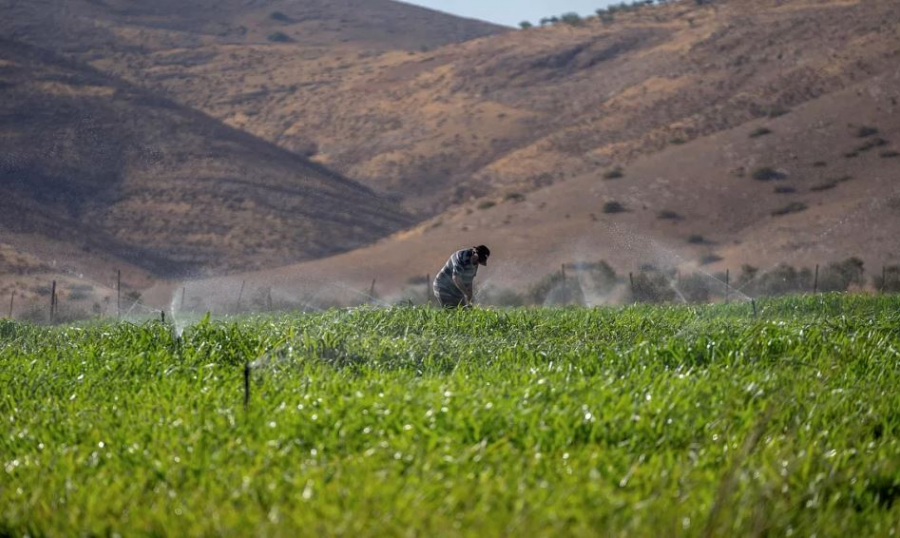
top-left (459, 258), bottom-right (892, 307)
top-left (521, 0), bottom-right (687, 29)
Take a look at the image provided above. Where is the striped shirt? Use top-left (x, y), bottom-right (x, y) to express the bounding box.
top-left (433, 249), bottom-right (478, 300)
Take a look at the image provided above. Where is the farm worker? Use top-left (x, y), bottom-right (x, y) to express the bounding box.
top-left (433, 245), bottom-right (491, 308)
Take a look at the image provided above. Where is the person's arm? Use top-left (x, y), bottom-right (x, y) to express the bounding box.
top-left (452, 274), bottom-right (471, 305)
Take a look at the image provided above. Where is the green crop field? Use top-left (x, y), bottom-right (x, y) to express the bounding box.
top-left (2, 295), bottom-right (900, 536)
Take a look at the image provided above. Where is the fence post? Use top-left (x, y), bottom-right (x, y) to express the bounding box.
top-left (235, 280), bottom-right (246, 313)
top-left (117, 270), bottom-right (122, 320)
top-left (629, 272), bottom-right (635, 301)
top-left (725, 269), bottom-right (730, 304)
top-left (243, 363), bottom-right (251, 410)
top-left (751, 299), bottom-right (757, 318)
top-left (369, 279), bottom-right (377, 303)
top-left (813, 264), bottom-right (819, 295)
top-left (50, 280), bottom-right (57, 323)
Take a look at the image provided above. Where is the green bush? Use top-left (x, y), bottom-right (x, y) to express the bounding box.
top-left (477, 201), bottom-right (496, 210)
top-left (267, 32), bottom-right (292, 43)
top-left (752, 167), bottom-right (786, 181)
top-left (818, 258), bottom-right (865, 292)
top-left (657, 210), bottom-right (682, 220)
top-left (602, 201), bottom-right (626, 214)
top-left (873, 266), bottom-right (900, 292)
top-left (630, 270), bottom-right (677, 304)
top-left (857, 126), bottom-right (879, 138)
top-left (559, 12), bottom-right (583, 25)
top-left (771, 202), bottom-right (807, 216)
top-left (750, 127), bottom-right (772, 138)
top-left (603, 167), bottom-right (624, 180)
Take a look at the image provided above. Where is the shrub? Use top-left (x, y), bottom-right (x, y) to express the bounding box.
top-left (818, 258), bottom-right (865, 292)
top-left (270, 11), bottom-right (291, 22)
top-left (700, 254), bottom-right (723, 265)
top-left (477, 201), bottom-right (496, 210)
top-left (767, 106), bottom-right (790, 118)
top-left (774, 186), bottom-right (796, 194)
top-left (881, 150), bottom-right (900, 158)
top-left (687, 234), bottom-right (706, 244)
top-left (559, 12), bottom-right (583, 25)
top-left (529, 262), bottom-right (620, 306)
top-left (873, 266), bottom-right (900, 293)
top-left (670, 137), bottom-right (686, 145)
top-left (603, 167), bottom-right (625, 180)
top-left (678, 273), bottom-right (714, 303)
top-left (569, 261), bottom-right (620, 297)
top-left (657, 210), bottom-right (682, 220)
top-left (771, 202), bottom-right (807, 216)
top-left (752, 167), bottom-right (786, 181)
top-left (602, 201), bottom-right (626, 214)
top-left (857, 126), bottom-right (879, 138)
top-left (528, 272), bottom-right (584, 306)
top-left (856, 138), bottom-right (888, 153)
top-left (267, 32), bottom-right (292, 43)
top-left (750, 127), bottom-right (772, 138)
top-left (810, 181), bottom-right (837, 192)
top-left (844, 151), bottom-right (859, 159)
top-left (630, 270), bottom-right (677, 304)
top-left (743, 264), bottom-right (813, 297)
top-left (504, 192), bottom-right (525, 202)
top-left (519, 21), bottom-right (533, 29)
top-left (479, 287), bottom-right (527, 307)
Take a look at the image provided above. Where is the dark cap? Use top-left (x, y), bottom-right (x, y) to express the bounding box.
top-left (474, 245), bottom-right (491, 266)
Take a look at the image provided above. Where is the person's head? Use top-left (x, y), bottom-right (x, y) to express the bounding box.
top-left (473, 245), bottom-right (491, 266)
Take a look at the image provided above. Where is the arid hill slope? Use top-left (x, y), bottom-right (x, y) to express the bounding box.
top-left (170, 67), bottom-right (900, 306)
top-left (11, 0), bottom-right (896, 215)
top-left (0, 39), bottom-right (411, 277)
top-left (0, 0), bottom-right (504, 53)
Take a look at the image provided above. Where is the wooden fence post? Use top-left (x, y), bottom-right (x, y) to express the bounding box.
top-left (235, 280), bottom-right (246, 312)
top-left (725, 269), bottom-right (730, 304)
top-left (117, 270), bottom-right (122, 320)
top-left (50, 280), bottom-right (57, 323)
top-left (243, 363), bottom-right (251, 410)
top-left (813, 264), bottom-right (819, 295)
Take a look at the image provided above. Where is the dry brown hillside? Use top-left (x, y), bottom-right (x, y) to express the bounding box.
top-left (164, 63), bottom-right (900, 307)
top-left (9, 0), bottom-right (896, 216)
top-left (0, 39), bottom-right (411, 278)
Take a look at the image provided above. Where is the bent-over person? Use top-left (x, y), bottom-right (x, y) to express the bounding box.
top-left (433, 245), bottom-right (490, 308)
